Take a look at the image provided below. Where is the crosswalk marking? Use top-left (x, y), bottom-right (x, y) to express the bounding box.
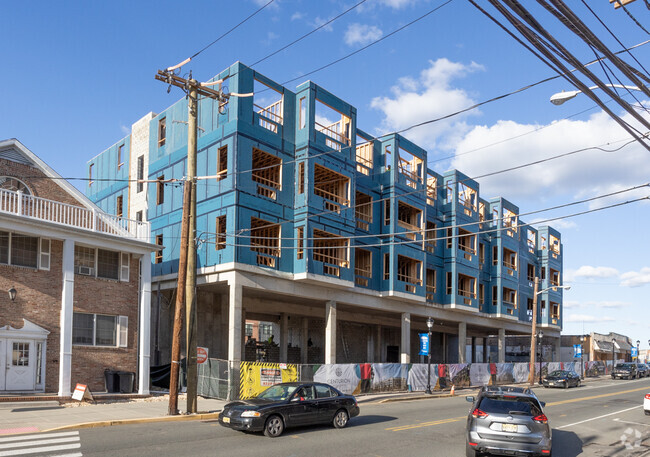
top-left (0, 431), bottom-right (81, 457)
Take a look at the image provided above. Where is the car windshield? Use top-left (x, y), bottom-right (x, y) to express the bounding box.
top-left (478, 396), bottom-right (541, 416)
top-left (548, 370), bottom-right (567, 377)
top-left (616, 364), bottom-right (633, 369)
top-left (257, 385), bottom-right (298, 401)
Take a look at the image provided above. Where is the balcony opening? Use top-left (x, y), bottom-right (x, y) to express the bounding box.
top-left (397, 201), bottom-right (421, 241)
top-left (355, 191), bottom-right (372, 230)
top-left (458, 228), bottom-right (476, 259)
top-left (503, 247), bottom-right (517, 274)
top-left (550, 235), bottom-right (560, 258)
top-left (527, 229), bottom-right (536, 253)
top-left (503, 208), bottom-right (518, 236)
top-left (550, 268), bottom-right (560, 286)
top-left (251, 217), bottom-right (280, 268)
top-left (216, 215), bottom-right (226, 250)
top-left (356, 134), bottom-right (372, 175)
top-left (397, 255), bottom-right (422, 293)
top-left (315, 99), bottom-right (350, 151)
top-left (314, 164), bottom-right (350, 207)
top-left (252, 148), bottom-right (281, 200)
top-left (503, 286), bottom-right (517, 309)
top-left (425, 221), bottom-right (436, 253)
top-left (527, 263), bottom-right (535, 282)
top-left (313, 229), bottom-right (349, 277)
top-left (397, 147), bottom-right (423, 189)
top-left (458, 273), bottom-right (476, 305)
top-left (355, 248), bottom-right (371, 287)
top-left (426, 268), bottom-right (436, 302)
top-left (458, 182), bottom-right (477, 216)
top-left (426, 173), bottom-right (437, 206)
top-left (254, 79), bottom-right (283, 133)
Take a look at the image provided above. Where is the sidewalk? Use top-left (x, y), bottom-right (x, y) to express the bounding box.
top-left (0, 375), bottom-right (608, 436)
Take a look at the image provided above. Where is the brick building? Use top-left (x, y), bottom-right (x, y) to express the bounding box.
top-left (87, 62), bottom-right (564, 370)
top-left (0, 139), bottom-right (155, 396)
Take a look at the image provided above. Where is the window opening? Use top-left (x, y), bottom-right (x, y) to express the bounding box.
top-left (492, 285), bottom-right (498, 307)
top-left (527, 229), bottom-right (536, 253)
top-left (550, 268), bottom-right (560, 286)
top-left (298, 162), bottom-right (305, 194)
top-left (116, 195), bottom-right (123, 218)
top-left (458, 182), bottom-right (477, 215)
top-left (446, 271), bottom-right (452, 295)
top-left (479, 243), bottom-right (485, 265)
top-left (296, 226), bottom-right (304, 260)
top-left (88, 164), bottom-right (94, 187)
top-left (446, 182), bottom-right (453, 204)
top-left (117, 144), bottom-right (124, 170)
top-left (217, 146), bottom-right (228, 181)
top-left (492, 245), bottom-right (498, 266)
top-left (10, 233), bottom-right (38, 268)
top-left (383, 253), bottom-right (390, 280)
top-left (479, 283), bottom-right (485, 305)
top-left (216, 216), bottom-right (226, 250)
top-left (426, 174), bottom-right (437, 205)
top-left (314, 164), bottom-right (349, 206)
top-left (478, 201), bottom-right (485, 228)
top-left (384, 145), bottom-right (392, 170)
top-left (156, 176), bottom-right (165, 205)
top-left (458, 273), bottom-right (476, 304)
top-left (155, 235), bottom-right (163, 264)
top-left (356, 135), bottom-right (372, 175)
top-left (355, 192), bottom-right (372, 230)
top-left (397, 201), bottom-right (421, 241)
top-left (503, 208), bottom-right (518, 236)
top-left (252, 148), bottom-right (281, 200)
top-left (158, 117), bottom-right (166, 146)
top-left (313, 229), bottom-right (349, 276)
top-left (550, 302), bottom-right (560, 320)
top-left (397, 255), bottom-right (421, 293)
top-left (97, 249), bottom-right (119, 280)
top-left (458, 228), bottom-right (476, 257)
top-left (251, 217), bottom-right (280, 267)
top-left (447, 228), bottom-right (453, 249)
top-left (299, 97), bottom-right (306, 130)
top-left (503, 287), bottom-right (517, 308)
top-left (550, 235), bottom-right (560, 258)
top-left (315, 99), bottom-right (350, 150)
top-left (254, 79), bottom-right (283, 133)
top-left (384, 199), bottom-right (390, 225)
top-left (425, 222), bottom-right (436, 253)
top-left (397, 147), bottom-right (423, 189)
top-left (503, 247), bottom-right (517, 274)
top-left (137, 156), bottom-right (144, 193)
top-left (355, 248), bottom-right (371, 287)
top-left (527, 264), bottom-right (535, 282)
top-left (426, 269), bottom-right (436, 301)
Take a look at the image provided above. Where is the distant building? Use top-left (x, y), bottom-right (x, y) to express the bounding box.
top-left (0, 139), bottom-right (154, 396)
top-left (86, 62), bottom-right (564, 368)
top-left (589, 332), bottom-right (633, 363)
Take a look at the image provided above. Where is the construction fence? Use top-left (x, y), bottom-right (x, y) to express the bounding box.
top-left (196, 359), bottom-right (611, 401)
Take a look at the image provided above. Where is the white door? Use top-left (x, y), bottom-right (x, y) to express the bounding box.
top-left (0, 339), bottom-right (5, 390)
top-left (6, 340), bottom-right (35, 390)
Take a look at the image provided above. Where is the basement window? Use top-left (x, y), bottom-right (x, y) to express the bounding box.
top-left (397, 201), bottom-right (421, 240)
top-left (355, 248), bottom-right (372, 287)
top-left (252, 148), bottom-right (281, 200)
top-left (355, 191), bottom-right (372, 230)
top-left (397, 255), bottom-right (422, 293)
top-left (314, 164), bottom-right (349, 206)
top-left (251, 217), bottom-right (280, 267)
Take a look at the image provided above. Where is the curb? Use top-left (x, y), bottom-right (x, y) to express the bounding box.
top-left (43, 411), bottom-right (222, 432)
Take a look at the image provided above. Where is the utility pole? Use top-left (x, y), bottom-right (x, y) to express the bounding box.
top-left (528, 276), bottom-right (539, 386)
top-left (168, 180), bottom-right (191, 415)
top-left (155, 69), bottom-right (229, 414)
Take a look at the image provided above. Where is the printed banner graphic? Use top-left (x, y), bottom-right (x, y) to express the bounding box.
top-left (239, 362), bottom-right (297, 399)
top-left (371, 363), bottom-right (408, 392)
top-left (407, 364), bottom-right (438, 391)
top-left (314, 364), bottom-right (360, 395)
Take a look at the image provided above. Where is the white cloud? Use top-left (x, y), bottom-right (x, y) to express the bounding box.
top-left (572, 265), bottom-right (620, 280)
top-left (120, 125), bottom-right (130, 136)
top-left (562, 300), bottom-right (583, 309)
top-left (291, 12), bottom-right (304, 21)
top-left (344, 23), bottom-right (383, 47)
top-left (620, 267), bottom-right (650, 287)
top-left (565, 314), bottom-right (614, 323)
top-left (564, 300), bottom-right (628, 309)
top-left (378, 0), bottom-right (419, 8)
top-left (370, 59), bottom-right (484, 150)
top-left (312, 16), bottom-right (334, 32)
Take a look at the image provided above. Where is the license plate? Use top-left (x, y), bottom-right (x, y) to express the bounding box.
top-left (223, 417), bottom-right (230, 424)
top-left (501, 423), bottom-right (517, 432)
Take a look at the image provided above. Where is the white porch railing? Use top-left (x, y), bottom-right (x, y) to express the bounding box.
top-left (0, 189), bottom-right (150, 241)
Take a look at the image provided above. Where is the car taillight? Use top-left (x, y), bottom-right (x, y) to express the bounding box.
top-left (541, 450), bottom-right (551, 455)
top-left (645, 394), bottom-right (650, 400)
top-left (533, 414), bottom-right (548, 424)
top-left (472, 408), bottom-right (488, 418)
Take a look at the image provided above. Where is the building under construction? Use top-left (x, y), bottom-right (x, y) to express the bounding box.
top-left (86, 62), bottom-right (565, 367)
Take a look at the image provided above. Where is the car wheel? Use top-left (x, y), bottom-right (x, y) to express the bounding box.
top-left (465, 442), bottom-right (479, 457)
top-left (264, 415), bottom-right (284, 438)
top-left (564, 381), bottom-right (569, 389)
top-left (645, 410), bottom-right (650, 416)
top-left (576, 380), bottom-right (581, 387)
top-left (333, 409), bottom-right (349, 429)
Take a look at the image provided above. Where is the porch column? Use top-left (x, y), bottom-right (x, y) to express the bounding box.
top-left (58, 239), bottom-right (74, 397)
top-left (498, 328), bottom-right (506, 363)
top-left (400, 312), bottom-right (410, 364)
top-left (138, 254), bottom-right (152, 395)
top-left (301, 317), bottom-right (309, 364)
top-left (228, 276), bottom-right (243, 362)
top-left (280, 313), bottom-right (288, 362)
top-left (325, 301), bottom-right (336, 364)
top-left (458, 322), bottom-right (467, 363)
top-left (471, 336), bottom-right (477, 363)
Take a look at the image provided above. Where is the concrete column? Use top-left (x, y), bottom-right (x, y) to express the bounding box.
top-left (138, 254), bottom-right (152, 395)
top-left (483, 337), bottom-right (489, 363)
top-left (301, 317), bottom-right (309, 364)
top-left (367, 327), bottom-right (375, 363)
top-left (498, 328), bottom-right (506, 363)
top-left (228, 277), bottom-right (243, 362)
top-left (554, 337), bottom-right (561, 362)
top-left (443, 333), bottom-right (447, 364)
top-left (400, 313), bottom-right (410, 364)
top-left (241, 308), bottom-right (246, 362)
top-left (325, 301), bottom-right (337, 364)
top-left (375, 325), bottom-right (382, 362)
top-left (58, 239), bottom-right (74, 397)
top-left (458, 322), bottom-right (467, 363)
top-left (280, 313), bottom-right (289, 362)
top-left (471, 336), bottom-right (477, 363)
top-left (220, 294), bottom-right (229, 359)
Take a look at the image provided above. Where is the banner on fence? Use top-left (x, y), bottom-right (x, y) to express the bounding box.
top-left (239, 362), bottom-right (297, 399)
top-left (314, 364), bottom-right (360, 395)
top-left (407, 364), bottom-right (438, 391)
top-left (371, 363), bottom-right (408, 392)
top-left (469, 363), bottom-right (491, 386)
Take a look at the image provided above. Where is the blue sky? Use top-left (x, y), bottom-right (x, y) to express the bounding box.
top-left (2, 0), bottom-right (649, 349)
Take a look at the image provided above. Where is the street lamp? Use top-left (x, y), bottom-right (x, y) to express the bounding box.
top-left (8, 287), bottom-right (16, 302)
top-left (636, 340), bottom-right (640, 362)
top-left (579, 335), bottom-right (585, 380)
top-left (425, 317), bottom-right (434, 395)
top-left (550, 84), bottom-right (643, 105)
top-left (538, 330), bottom-right (544, 385)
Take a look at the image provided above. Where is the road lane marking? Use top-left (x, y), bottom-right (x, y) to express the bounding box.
top-left (556, 405), bottom-right (642, 429)
top-left (0, 437), bottom-right (80, 450)
top-left (613, 418), bottom-right (650, 427)
top-left (546, 386), bottom-right (649, 407)
top-left (0, 443), bottom-right (81, 456)
top-left (0, 432), bottom-right (79, 443)
top-left (386, 416), bottom-right (465, 432)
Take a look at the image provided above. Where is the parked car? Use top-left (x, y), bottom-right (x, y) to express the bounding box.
top-left (636, 363), bottom-right (649, 378)
top-left (611, 363), bottom-right (638, 380)
top-left (644, 393), bottom-right (650, 416)
top-left (465, 386), bottom-right (552, 457)
top-left (542, 370), bottom-right (581, 389)
top-left (218, 382), bottom-right (360, 437)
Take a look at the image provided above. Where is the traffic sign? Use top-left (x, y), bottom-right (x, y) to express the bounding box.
top-left (197, 346), bottom-right (209, 364)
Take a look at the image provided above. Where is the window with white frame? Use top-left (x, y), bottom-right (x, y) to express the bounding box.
top-left (0, 231), bottom-right (49, 269)
top-left (74, 246), bottom-right (129, 281)
top-left (72, 312), bottom-right (128, 347)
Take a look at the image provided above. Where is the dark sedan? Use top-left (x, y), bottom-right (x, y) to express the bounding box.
top-left (218, 382), bottom-right (360, 437)
top-left (542, 370), bottom-right (581, 388)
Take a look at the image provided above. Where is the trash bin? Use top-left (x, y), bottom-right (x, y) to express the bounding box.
top-left (117, 371), bottom-right (135, 393)
top-left (104, 369), bottom-right (119, 393)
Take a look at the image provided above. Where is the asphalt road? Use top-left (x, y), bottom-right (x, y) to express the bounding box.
top-left (7, 377), bottom-right (650, 457)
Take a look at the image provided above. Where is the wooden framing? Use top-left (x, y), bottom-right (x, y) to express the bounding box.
top-left (397, 201), bottom-right (421, 240)
top-left (458, 228), bottom-right (476, 255)
top-left (296, 226), bottom-right (304, 260)
top-left (250, 217), bottom-right (280, 258)
top-left (217, 146), bottom-right (228, 181)
top-left (355, 140), bottom-right (373, 175)
top-left (426, 174), bottom-right (437, 205)
top-left (426, 268), bottom-right (436, 301)
top-left (354, 248), bottom-right (371, 287)
top-left (216, 215), bottom-right (226, 250)
top-left (355, 191), bottom-right (372, 230)
top-left (425, 221), bottom-right (436, 253)
top-left (397, 254), bottom-right (422, 292)
top-left (503, 247), bottom-right (517, 272)
top-left (314, 164), bottom-right (349, 205)
top-left (313, 229), bottom-right (349, 268)
top-left (397, 146), bottom-right (423, 189)
top-left (252, 148), bottom-right (282, 190)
